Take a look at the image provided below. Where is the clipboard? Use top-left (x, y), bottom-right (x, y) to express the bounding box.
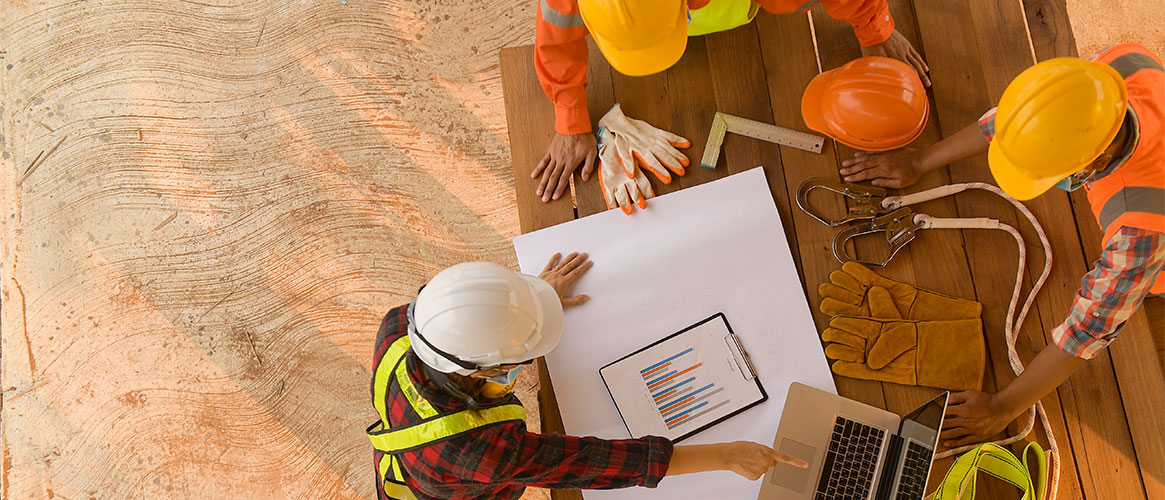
top-left (599, 313), bottom-right (767, 443)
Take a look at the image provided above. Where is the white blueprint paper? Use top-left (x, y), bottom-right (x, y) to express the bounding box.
top-left (513, 167), bottom-right (836, 500)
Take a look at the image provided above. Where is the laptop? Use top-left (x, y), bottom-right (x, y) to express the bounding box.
top-left (757, 382), bottom-right (948, 500)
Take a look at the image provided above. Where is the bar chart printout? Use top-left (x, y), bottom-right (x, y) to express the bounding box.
top-left (642, 348), bottom-right (728, 430)
top-left (600, 313), bottom-right (767, 442)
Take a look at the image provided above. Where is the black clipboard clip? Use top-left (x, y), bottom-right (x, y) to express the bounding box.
top-left (725, 333), bottom-right (759, 381)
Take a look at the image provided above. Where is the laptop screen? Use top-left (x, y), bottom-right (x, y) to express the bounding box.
top-left (898, 392), bottom-right (948, 444)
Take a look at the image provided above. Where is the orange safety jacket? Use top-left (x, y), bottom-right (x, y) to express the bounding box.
top-left (1084, 43), bottom-right (1165, 294)
top-left (535, 0), bottom-right (895, 135)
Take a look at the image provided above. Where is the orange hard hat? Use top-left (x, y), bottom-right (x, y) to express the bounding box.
top-left (801, 57), bottom-right (929, 151)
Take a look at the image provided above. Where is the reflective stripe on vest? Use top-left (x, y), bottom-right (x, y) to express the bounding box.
top-left (1098, 186), bottom-right (1165, 230)
top-left (368, 335), bottom-right (527, 499)
top-left (368, 403), bottom-right (527, 453)
top-left (541, 0), bottom-right (585, 29)
top-left (1108, 52), bottom-right (1164, 79)
top-left (1084, 43), bottom-right (1165, 294)
top-left (688, 0), bottom-right (759, 37)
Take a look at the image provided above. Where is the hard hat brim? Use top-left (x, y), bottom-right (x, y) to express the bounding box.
top-left (590, 7), bottom-right (688, 77)
top-left (521, 275), bottom-right (565, 359)
top-left (801, 68), bottom-right (836, 137)
top-left (987, 142), bottom-right (1063, 201)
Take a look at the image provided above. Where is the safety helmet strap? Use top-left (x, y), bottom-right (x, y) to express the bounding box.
top-left (407, 300), bottom-right (482, 371)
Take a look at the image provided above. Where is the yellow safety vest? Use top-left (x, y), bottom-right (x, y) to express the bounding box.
top-left (688, 0), bottom-right (761, 36)
top-left (367, 336), bottom-right (527, 500)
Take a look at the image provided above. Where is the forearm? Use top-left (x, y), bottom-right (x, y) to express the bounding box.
top-left (665, 444), bottom-right (728, 476)
top-left (917, 122), bottom-right (990, 174)
top-left (485, 430), bottom-right (672, 489)
top-left (994, 345), bottom-right (1085, 418)
top-left (534, 3), bottom-right (592, 135)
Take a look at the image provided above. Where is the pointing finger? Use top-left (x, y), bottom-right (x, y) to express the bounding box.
top-left (774, 451), bottom-right (808, 469)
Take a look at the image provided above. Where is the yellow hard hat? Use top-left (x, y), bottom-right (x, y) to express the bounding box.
top-left (988, 57), bottom-right (1128, 200)
top-left (578, 0), bottom-right (688, 77)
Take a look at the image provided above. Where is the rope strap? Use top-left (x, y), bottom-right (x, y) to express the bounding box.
top-left (879, 182), bottom-right (1059, 500)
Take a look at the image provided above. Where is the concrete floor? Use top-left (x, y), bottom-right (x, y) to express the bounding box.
top-left (0, 1), bottom-right (1158, 499)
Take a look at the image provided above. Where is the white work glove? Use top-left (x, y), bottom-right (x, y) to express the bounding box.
top-left (597, 104), bottom-right (691, 184)
top-left (598, 127), bottom-right (654, 214)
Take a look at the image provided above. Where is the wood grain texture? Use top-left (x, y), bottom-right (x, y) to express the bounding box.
top-left (753, 11), bottom-right (891, 412)
top-left (1, 1), bottom-right (543, 499)
top-left (807, 3), bottom-right (1018, 495)
top-left (1023, 0), bottom-right (1080, 60)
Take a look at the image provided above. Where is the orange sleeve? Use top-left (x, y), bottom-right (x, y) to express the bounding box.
top-left (535, 0), bottom-right (593, 135)
top-left (819, 0), bottom-right (894, 46)
top-left (757, 0), bottom-right (893, 47)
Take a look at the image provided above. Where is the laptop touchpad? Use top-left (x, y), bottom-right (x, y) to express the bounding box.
top-left (770, 438), bottom-right (817, 493)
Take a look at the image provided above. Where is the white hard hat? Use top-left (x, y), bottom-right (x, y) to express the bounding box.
top-left (409, 262), bottom-right (565, 374)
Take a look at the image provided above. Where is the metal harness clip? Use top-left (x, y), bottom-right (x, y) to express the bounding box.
top-left (832, 207), bottom-right (922, 267)
top-left (796, 177), bottom-right (889, 226)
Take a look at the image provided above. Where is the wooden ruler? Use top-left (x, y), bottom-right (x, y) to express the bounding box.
top-left (700, 112), bottom-right (825, 168)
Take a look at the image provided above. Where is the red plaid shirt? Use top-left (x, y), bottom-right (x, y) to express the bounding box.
top-left (371, 305), bottom-right (673, 500)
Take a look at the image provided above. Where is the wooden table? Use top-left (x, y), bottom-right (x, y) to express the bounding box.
top-left (499, 2), bottom-right (1164, 499)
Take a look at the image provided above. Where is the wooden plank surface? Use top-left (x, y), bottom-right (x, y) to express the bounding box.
top-left (807, 3), bottom-right (1017, 495)
top-left (499, 1), bottom-right (1161, 497)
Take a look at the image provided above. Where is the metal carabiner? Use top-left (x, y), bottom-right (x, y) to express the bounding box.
top-left (832, 207), bottom-right (922, 267)
top-left (796, 177), bottom-right (889, 226)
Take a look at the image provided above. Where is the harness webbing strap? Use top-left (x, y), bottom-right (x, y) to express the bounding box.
top-left (933, 442), bottom-right (1047, 500)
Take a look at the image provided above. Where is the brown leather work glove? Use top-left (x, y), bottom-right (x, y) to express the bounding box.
top-left (819, 262), bottom-right (982, 321)
top-left (820, 287), bottom-right (985, 391)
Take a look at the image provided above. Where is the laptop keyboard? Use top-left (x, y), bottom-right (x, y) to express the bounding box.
top-left (814, 416), bottom-right (885, 500)
top-left (893, 441), bottom-right (933, 499)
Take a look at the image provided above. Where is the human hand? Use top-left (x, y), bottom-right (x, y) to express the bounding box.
top-left (839, 148), bottom-right (926, 188)
top-left (720, 441), bottom-right (808, 481)
top-left (941, 390), bottom-right (1021, 448)
top-left (537, 252), bottom-right (593, 306)
top-left (533, 132), bottom-right (598, 202)
top-left (861, 30), bottom-right (930, 86)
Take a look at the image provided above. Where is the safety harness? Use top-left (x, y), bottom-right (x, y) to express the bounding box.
top-left (933, 442), bottom-right (1047, 500)
top-left (799, 178), bottom-right (1059, 500)
top-left (367, 334), bottom-right (526, 500)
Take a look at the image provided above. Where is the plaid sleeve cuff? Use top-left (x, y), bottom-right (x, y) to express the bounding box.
top-left (639, 435), bottom-right (674, 488)
top-left (1050, 322), bottom-right (1115, 360)
top-left (978, 107), bottom-right (998, 143)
